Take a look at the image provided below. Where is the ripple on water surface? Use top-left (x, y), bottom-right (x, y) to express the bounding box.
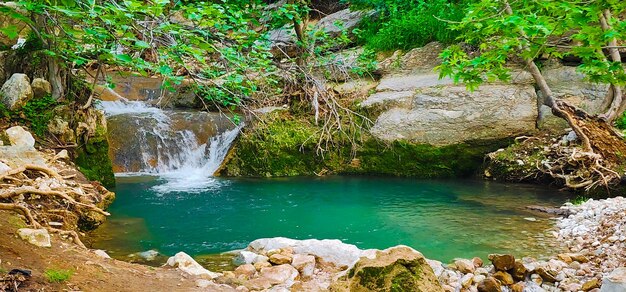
top-left (89, 176), bottom-right (572, 264)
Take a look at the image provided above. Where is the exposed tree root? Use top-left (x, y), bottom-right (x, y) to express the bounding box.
top-left (0, 163), bottom-right (110, 247)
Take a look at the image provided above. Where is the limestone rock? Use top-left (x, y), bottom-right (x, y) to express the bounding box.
top-left (601, 267), bottom-right (626, 292)
top-left (195, 279), bottom-right (237, 291)
top-left (165, 252), bottom-right (221, 279)
top-left (510, 282), bottom-right (524, 292)
top-left (17, 228), bottom-right (51, 248)
top-left (455, 258), bottom-right (476, 273)
top-left (291, 254), bottom-right (315, 278)
top-left (489, 254), bottom-right (516, 272)
top-left (234, 250), bottom-right (261, 266)
top-left (477, 277), bottom-right (501, 292)
top-left (472, 257), bottom-right (484, 268)
top-left (244, 277), bottom-right (272, 291)
top-left (366, 84), bottom-right (538, 145)
top-left (0, 145), bottom-right (46, 167)
top-left (269, 253), bottom-right (292, 265)
top-left (258, 264), bottom-right (299, 286)
top-left (339, 246), bottom-right (444, 292)
top-left (247, 237), bottom-right (368, 268)
top-left (53, 149), bottom-right (70, 161)
top-left (234, 264), bottom-right (256, 279)
top-left (31, 78), bottom-right (52, 99)
top-left (1, 73), bottom-right (33, 110)
top-left (6, 126), bottom-right (35, 148)
top-left (47, 117), bottom-right (76, 144)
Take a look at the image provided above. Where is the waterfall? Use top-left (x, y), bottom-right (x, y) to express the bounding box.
top-left (98, 100), bottom-right (242, 194)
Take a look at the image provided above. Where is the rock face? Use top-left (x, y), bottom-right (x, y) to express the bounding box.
top-left (95, 74), bottom-right (198, 108)
top-left (165, 252), bottom-right (222, 279)
top-left (5, 126), bottom-right (35, 148)
top-left (1, 73), bottom-right (33, 110)
top-left (362, 44), bottom-right (538, 146)
top-left (338, 246), bottom-right (444, 292)
top-left (17, 228), bottom-right (51, 248)
top-left (601, 267), bottom-right (626, 292)
top-left (366, 83), bottom-right (538, 145)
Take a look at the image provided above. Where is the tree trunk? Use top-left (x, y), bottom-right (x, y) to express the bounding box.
top-left (48, 57), bottom-right (64, 100)
top-left (506, 1), bottom-right (626, 166)
top-left (599, 9), bottom-right (624, 122)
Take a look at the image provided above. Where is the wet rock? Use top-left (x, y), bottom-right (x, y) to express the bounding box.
top-left (137, 250), bottom-right (159, 261)
top-left (6, 126), bottom-right (35, 148)
top-left (269, 253), bottom-right (292, 265)
top-left (477, 277), bottom-right (501, 292)
top-left (489, 254), bottom-right (516, 271)
top-left (511, 260), bottom-right (528, 281)
top-left (455, 258), bottom-right (476, 273)
top-left (234, 264), bottom-right (256, 279)
top-left (165, 252), bottom-right (221, 279)
top-left (31, 78), bottom-right (51, 99)
top-left (510, 282), bottom-right (524, 292)
top-left (493, 270), bottom-right (514, 285)
top-left (339, 246), bottom-right (443, 292)
top-left (291, 254), bottom-right (315, 278)
top-left (259, 264), bottom-right (299, 286)
top-left (535, 267), bottom-right (558, 283)
top-left (601, 267), bottom-right (626, 292)
top-left (17, 228), bottom-right (51, 248)
top-left (1, 73), bottom-right (33, 110)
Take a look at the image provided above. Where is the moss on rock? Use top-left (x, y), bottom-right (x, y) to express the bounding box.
top-left (75, 126), bottom-right (116, 188)
top-left (219, 112), bottom-right (510, 178)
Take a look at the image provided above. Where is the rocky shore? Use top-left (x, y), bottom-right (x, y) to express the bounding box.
top-left (156, 197), bottom-right (626, 292)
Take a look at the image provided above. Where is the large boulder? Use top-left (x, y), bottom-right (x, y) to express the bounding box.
top-left (5, 126), bottom-right (35, 148)
top-left (335, 246), bottom-right (444, 292)
top-left (365, 82), bottom-right (538, 145)
top-left (362, 44), bottom-right (538, 146)
top-left (602, 267), bottom-right (626, 292)
top-left (1, 73), bottom-right (33, 110)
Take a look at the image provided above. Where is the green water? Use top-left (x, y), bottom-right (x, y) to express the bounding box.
top-left (89, 176), bottom-right (572, 264)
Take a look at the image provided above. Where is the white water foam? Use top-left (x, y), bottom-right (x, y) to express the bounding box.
top-left (151, 124), bottom-right (243, 194)
top-left (98, 99), bottom-right (242, 194)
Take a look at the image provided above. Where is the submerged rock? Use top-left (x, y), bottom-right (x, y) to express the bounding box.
top-left (336, 246), bottom-right (444, 292)
top-left (17, 228), bottom-right (51, 248)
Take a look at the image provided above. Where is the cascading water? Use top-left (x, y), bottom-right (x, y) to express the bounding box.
top-left (99, 99), bottom-right (242, 194)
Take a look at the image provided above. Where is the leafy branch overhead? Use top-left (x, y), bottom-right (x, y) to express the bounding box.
top-left (0, 0), bottom-right (280, 107)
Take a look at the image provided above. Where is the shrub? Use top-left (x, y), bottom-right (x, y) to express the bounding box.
top-left (349, 0), bottom-right (468, 52)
